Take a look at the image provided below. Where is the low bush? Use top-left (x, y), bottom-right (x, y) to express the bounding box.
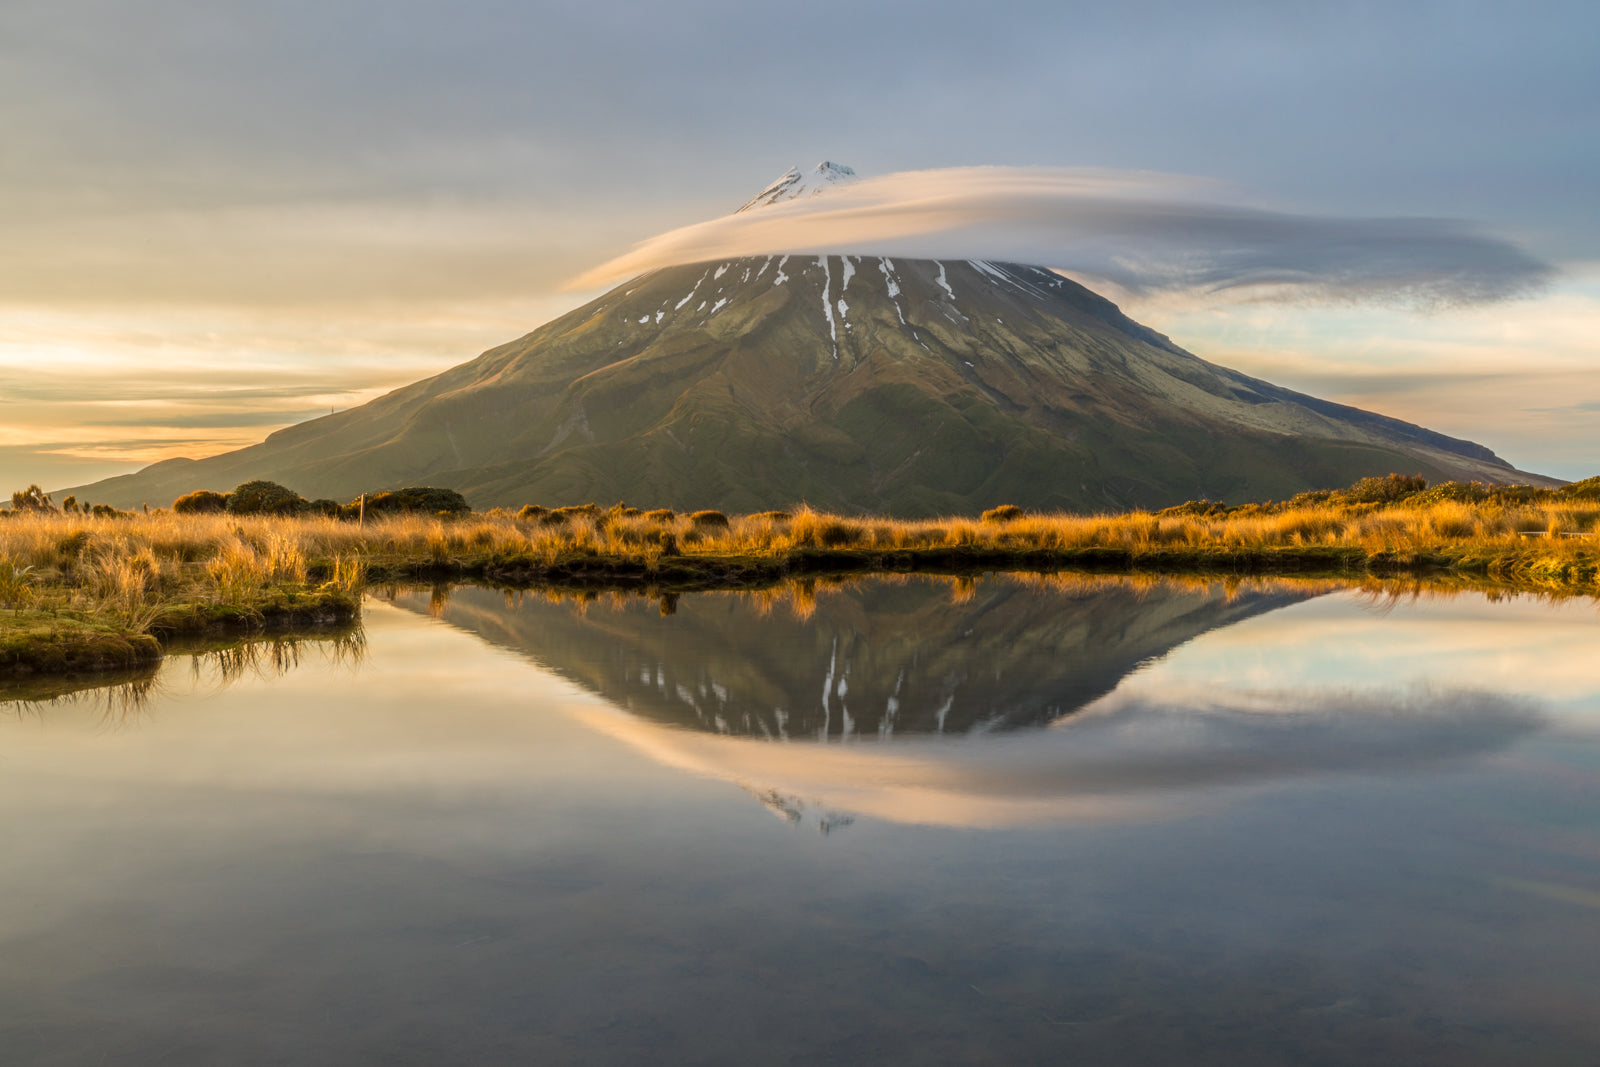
top-left (227, 481), bottom-right (307, 516)
top-left (360, 486), bottom-right (471, 517)
top-left (980, 505), bottom-right (1025, 523)
top-left (1344, 473), bottom-right (1428, 504)
top-left (173, 490), bottom-right (230, 514)
top-left (1155, 500), bottom-right (1227, 518)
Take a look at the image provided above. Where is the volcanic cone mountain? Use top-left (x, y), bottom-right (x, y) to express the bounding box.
top-left (71, 163), bottom-right (1549, 514)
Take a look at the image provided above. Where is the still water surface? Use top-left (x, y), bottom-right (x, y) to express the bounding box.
top-left (2, 576), bottom-right (1598, 1065)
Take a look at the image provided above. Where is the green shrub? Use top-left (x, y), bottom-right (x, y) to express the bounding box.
top-left (689, 510), bottom-right (729, 528)
top-left (1343, 474), bottom-right (1428, 505)
top-left (227, 480), bottom-right (307, 516)
top-left (1558, 475), bottom-right (1600, 501)
top-left (360, 487), bottom-right (470, 517)
top-left (644, 509), bottom-right (676, 523)
top-left (1403, 481), bottom-right (1491, 507)
top-left (56, 531), bottom-right (91, 559)
top-left (980, 504), bottom-right (1024, 523)
top-left (517, 505), bottom-right (547, 520)
top-left (1155, 500), bottom-right (1226, 518)
top-left (10, 484), bottom-right (53, 512)
top-left (173, 490), bottom-right (230, 514)
top-left (1287, 488), bottom-right (1334, 509)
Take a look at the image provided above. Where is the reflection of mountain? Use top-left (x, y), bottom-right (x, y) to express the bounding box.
top-left (388, 576), bottom-right (1313, 738)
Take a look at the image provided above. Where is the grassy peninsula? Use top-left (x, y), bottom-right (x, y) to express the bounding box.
top-left (3, 473), bottom-right (1598, 681)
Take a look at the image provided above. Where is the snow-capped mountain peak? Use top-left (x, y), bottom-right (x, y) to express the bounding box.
top-left (737, 161), bottom-right (859, 212)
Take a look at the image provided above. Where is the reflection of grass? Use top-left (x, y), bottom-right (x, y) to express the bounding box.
top-left (2, 625), bottom-right (367, 710)
top-left (2, 498), bottom-right (1598, 681)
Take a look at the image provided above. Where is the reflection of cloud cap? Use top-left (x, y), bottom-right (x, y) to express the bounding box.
top-left (576, 685), bottom-right (1542, 830)
top-left (573, 166), bottom-right (1552, 307)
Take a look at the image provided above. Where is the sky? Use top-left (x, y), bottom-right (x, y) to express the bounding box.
top-left (2, 0), bottom-right (1597, 491)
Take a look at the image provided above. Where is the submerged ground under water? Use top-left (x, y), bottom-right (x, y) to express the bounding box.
top-left (2, 575), bottom-right (1597, 1065)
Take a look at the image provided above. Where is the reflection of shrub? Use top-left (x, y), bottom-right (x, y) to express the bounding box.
top-left (227, 481), bottom-right (306, 516)
top-left (980, 504), bottom-right (1024, 523)
top-left (689, 510), bottom-right (729, 528)
top-left (173, 490), bottom-right (229, 514)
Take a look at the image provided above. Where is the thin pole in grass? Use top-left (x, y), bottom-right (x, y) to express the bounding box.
top-left (359, 493), bottom-right (365, 529)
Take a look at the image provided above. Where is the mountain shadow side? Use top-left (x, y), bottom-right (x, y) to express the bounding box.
top-left (387, 576), bottom-right (1315, 739)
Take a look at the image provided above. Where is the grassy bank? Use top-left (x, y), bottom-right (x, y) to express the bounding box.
top-left (2, 494), bottom-right (1598, 679)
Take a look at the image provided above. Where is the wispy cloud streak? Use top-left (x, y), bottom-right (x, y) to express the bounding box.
top-left (572, 167), bottom-right (1553, 306)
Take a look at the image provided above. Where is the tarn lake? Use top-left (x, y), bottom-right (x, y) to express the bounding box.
top-left (3, 575), bottom-right (1598, 1065)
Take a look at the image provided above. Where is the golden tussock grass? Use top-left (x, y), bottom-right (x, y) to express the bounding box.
top-left (1, 496), bottom-right (1597, 667)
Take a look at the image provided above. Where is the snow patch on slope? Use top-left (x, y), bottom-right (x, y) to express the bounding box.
top-left (819, 257), bottom-right (838, 359)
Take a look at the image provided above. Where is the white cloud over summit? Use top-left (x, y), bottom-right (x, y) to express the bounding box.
top-left (574, 166), bottom-right (1553, 308)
